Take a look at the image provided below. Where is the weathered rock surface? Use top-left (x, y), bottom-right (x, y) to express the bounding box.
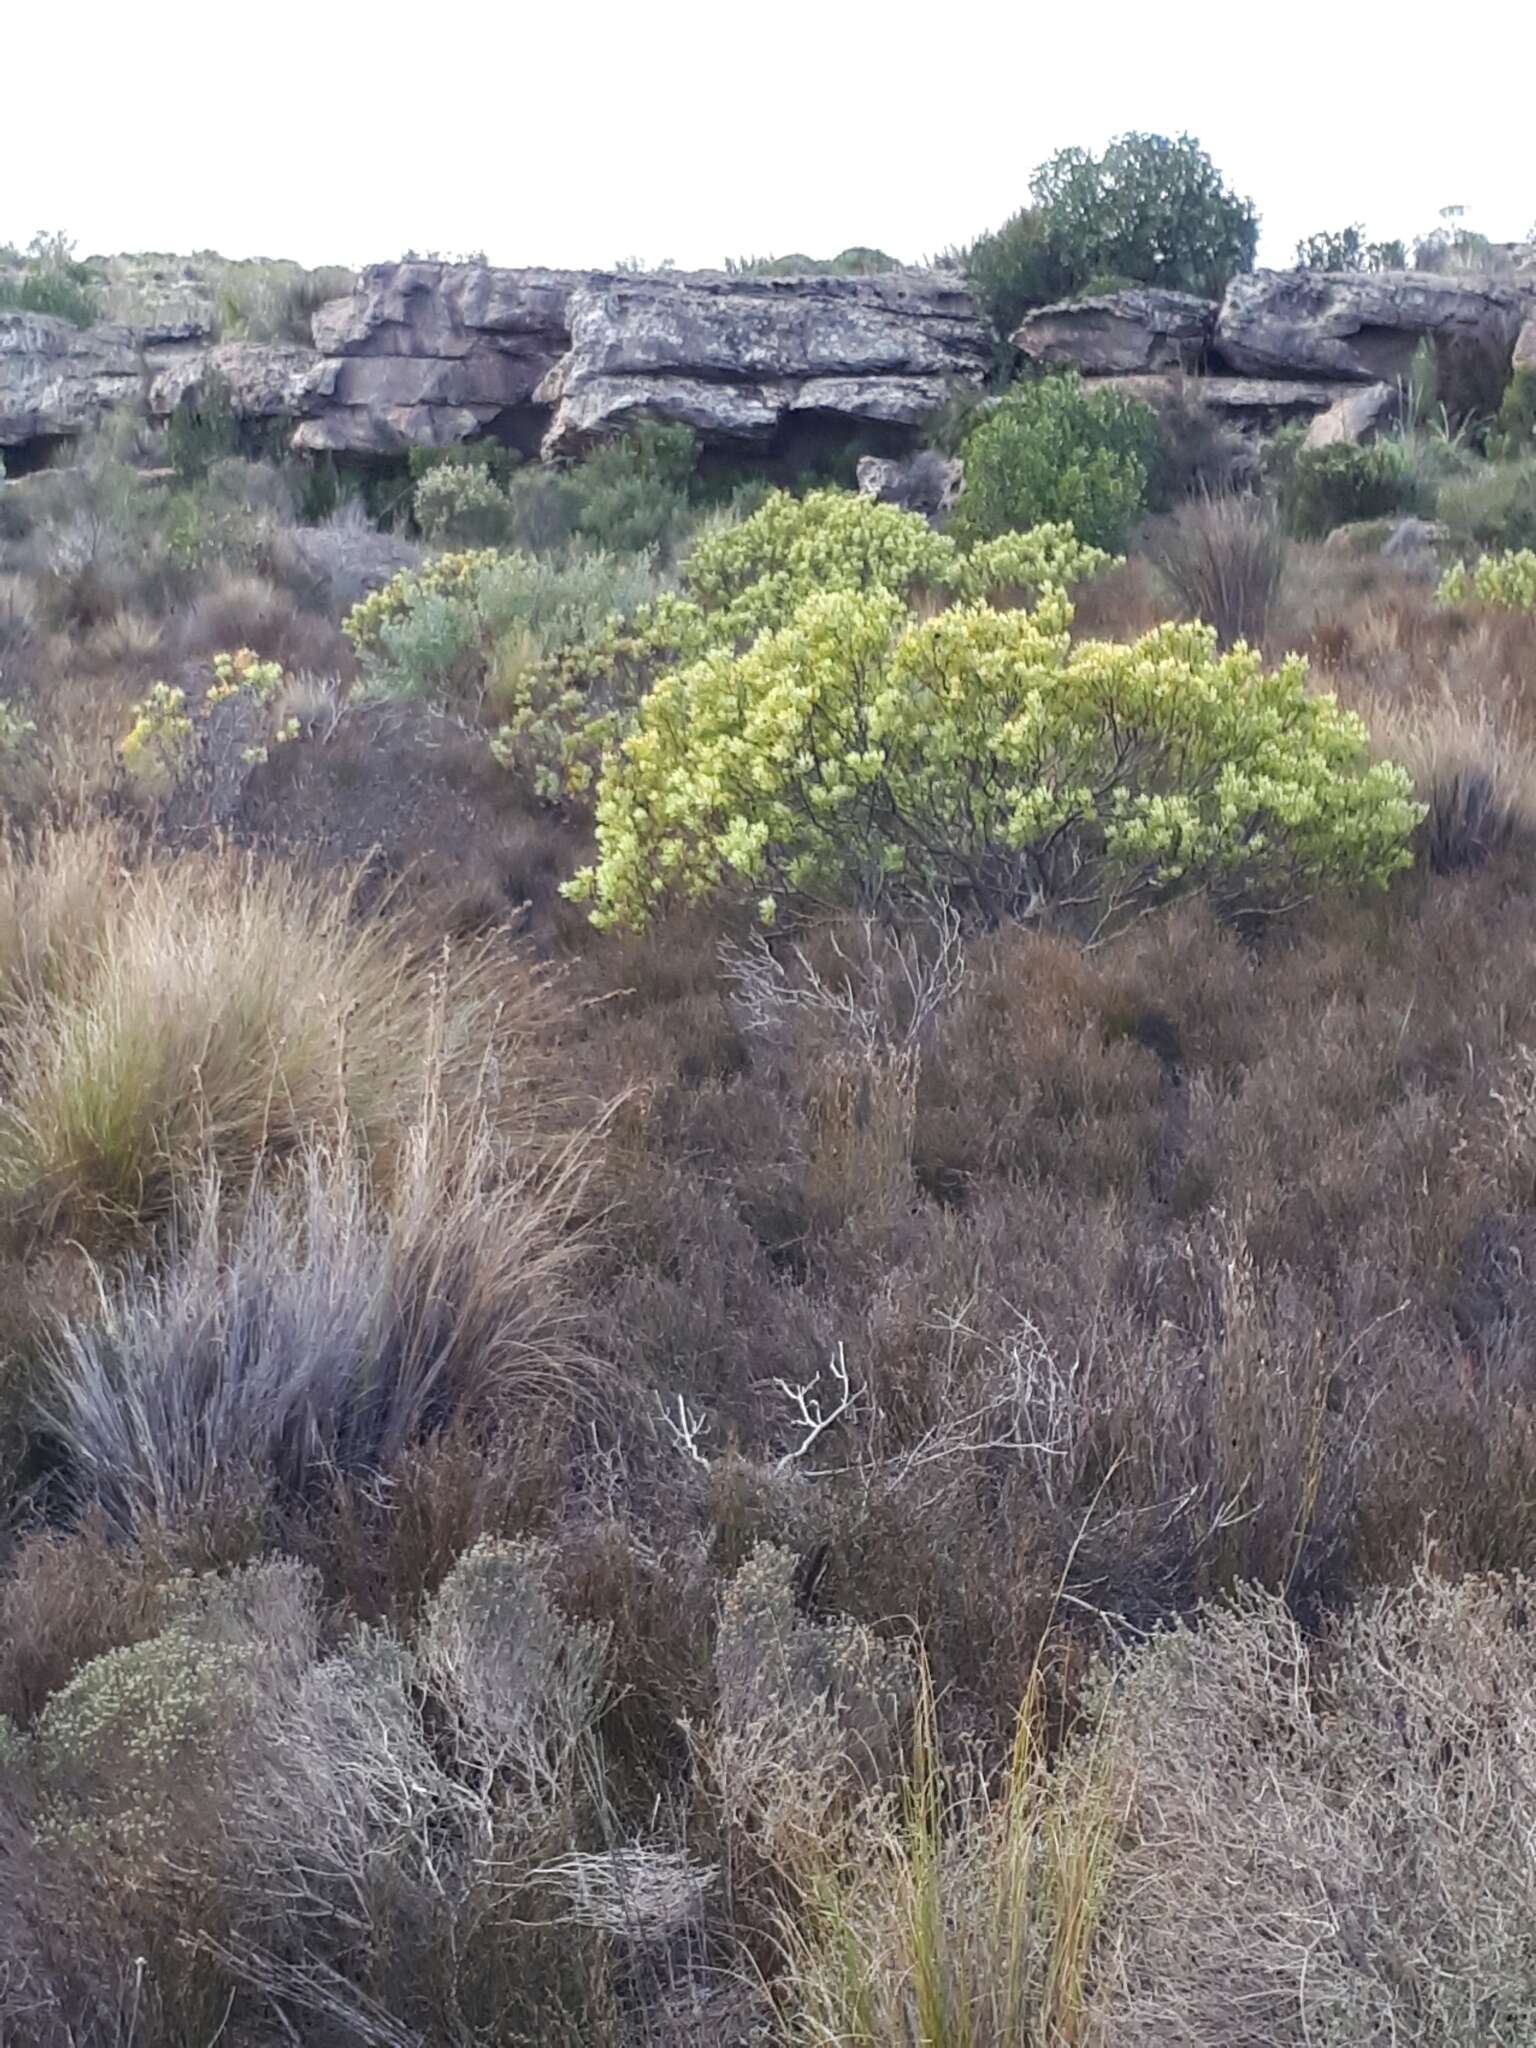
top-left (297, 263), bottom-right (579, 453)
top-left (1382, 515), bottom-right (1450, 566)
top-left (148, 342), bottom-right (328, 421)
top-left (1215, 269), bottom-right (1526, 382)
top-left (536, 269), bottom-right (990, 458)
top-left (1013, 289), bottom-right (1215, 375)
top-left (1301, 381), bottom-right (1398, 449)
top-left (5, 264), bottom-right (991, 466)
top-left (856, 450), bottom-right (964, 521)
top-left (8, 261), bottom-right (1532, 473)
top-left (1324, 516), bottom-right (1449, 582)
top-left (1103, 373), bottom-right (1373, 430)
top-left (0, 312), bottom-right (148, 445)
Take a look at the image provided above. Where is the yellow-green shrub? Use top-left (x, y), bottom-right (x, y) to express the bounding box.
top-left (568, 589), bottom-right (1421, 932)
top-left (118, 683), bottom-right (194, 796)
top-left (1438, 548), bottom-right (1536, 612)
top-left (494, 499), bottom-right (1110, 801)
top-left (343, 548), bottom-right (503, 658)
top-left (667, 487), bottom-right (1109, 647)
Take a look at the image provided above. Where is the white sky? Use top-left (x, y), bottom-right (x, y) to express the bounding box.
top-left (6, 2), bottom-right (1532, 276)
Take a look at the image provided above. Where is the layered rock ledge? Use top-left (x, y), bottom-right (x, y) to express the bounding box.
top-left (4, 264), bottom-right (994, 466)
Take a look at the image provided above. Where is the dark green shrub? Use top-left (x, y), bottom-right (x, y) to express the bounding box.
top-left (1030, 132), bottom-right (1257, 303)
top-left (164, 375), bottom-right (243, 483)
top-left (1144, 380), bottom-right (1257, 504)
top-left (1296, 225), bottom-right (1407, 272)
top-left (493, 423), bottom-right (699, 560)
top-left (1437, 458), bottom-right (1536, 553)
top-left (1282, 442), bottom-right (1422, 538)
top-left (564, 420), bottom-right (698, 556)
top-left (952, 375), bottom-right (1162, 550)
top-left (941, 207), bottom-right (1070, 347)
top-left (950, 133), bottom-right (1256, 345)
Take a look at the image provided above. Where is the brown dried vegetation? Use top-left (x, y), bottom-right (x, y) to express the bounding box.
top-left (8, 435), bottom-right (1536, 2043)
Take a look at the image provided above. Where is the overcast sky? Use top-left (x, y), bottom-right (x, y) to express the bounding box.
top-left (7, 3), bottom-right (1532, 276)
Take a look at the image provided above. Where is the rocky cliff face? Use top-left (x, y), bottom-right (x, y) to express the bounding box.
top-left (1014, 288), bottom-right (1215, 376)
top-left (1008, 268), bottom-right (1536, 448)
top-left (1, 313), bottom-right (150, 448)
top-left (298, 262), bottom-right (992, 460)
top-left (9, 260), bottom-right (1533, 473)
top-left (1213, 269), bottom-right (1528, 382)
top-left (2, 263), bottom-right (992, 467)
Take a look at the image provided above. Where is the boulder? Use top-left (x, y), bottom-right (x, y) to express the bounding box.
top-left (1012, 288), bottom-right (1215, 375)
top-left (1514, 314), bottom-right (1536, 375)
top-left (299, 262), bottom-right (580, 454)
top-left (1301, 381), bottom-right (1399, 449)
top-left (1382, 515), bottom-right (1450, 560)
top-left (0, 312), bottom-right (144, 445)
top-left (1324, 516), bottom-right (1449, 583)
top-left (1215, 269), bottom-right (1525, 383)
top-left (856, 450), bottom-right (963, 521)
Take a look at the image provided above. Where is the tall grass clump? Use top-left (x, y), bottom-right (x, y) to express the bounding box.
top-left (0, 825), bottom-right (538, 1246)
top-left (1366, 691), bottom-right (1536, 873)
top-left (781, 1661), bottom-right (1118, 2047)
top-left (1146, 490), bottom-right (1286, 647)
top-left (40, 1103), bottom-right (594, 1532)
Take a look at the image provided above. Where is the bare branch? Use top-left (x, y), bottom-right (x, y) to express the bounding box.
top-left (771, 1343), bottom-right (862, 1471)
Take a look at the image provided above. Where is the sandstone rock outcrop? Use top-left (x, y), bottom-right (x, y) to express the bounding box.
top-left (538, 269), bottom-right (990, 459)
top-left (298, 264), bottom-right (579, 454)
top-left (7, 260), bottom-right (1530, 475)
top-left (4, 265), bottom-right (992, 468)
top-left (1012, 289), bottom-right (1215, 375)
top-left (147, 342), bottom-right (328, 422)
top-left (1213, 269), bottom-right (1526, 383)
top-left (292, 262), bottom-right (993, 460)
top-left (1101, 373), bottom-right (1375, 430)
top-left (1, 312), bottom-right (148, 446)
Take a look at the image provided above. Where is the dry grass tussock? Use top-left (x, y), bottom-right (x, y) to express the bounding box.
top-left (0, 821), bottom-right (550, 1252)
top-left (1144, 487), bottom-right (1287, 649)
top-left (40, 1097), bottom-right (598, 1534)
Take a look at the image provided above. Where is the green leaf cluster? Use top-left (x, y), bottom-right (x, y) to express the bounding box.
top-left (1282, 441), bottom-right (1422, 538)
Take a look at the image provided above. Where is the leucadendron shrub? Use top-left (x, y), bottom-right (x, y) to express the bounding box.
top-left (567, 587), bottom-right (1421, 933)
top-left (343, 545), bottom-right (660, 718)
top-left (501, 491), bottom-right (1109, 799)
top-left (1438, 548), bottom-right (1536, 611)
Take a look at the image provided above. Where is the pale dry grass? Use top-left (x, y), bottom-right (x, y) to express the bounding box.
top-left (1366, 686), bottom-right (1536, 872)
top-left (1089, 1574), bottom-right (1536, 2046)
top-left (779, 1660), bottom-right (1118, 2048)
top-left (0, 822), bottom-right (546, 1247)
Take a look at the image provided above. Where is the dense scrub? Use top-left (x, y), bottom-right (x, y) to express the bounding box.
top-left (8, 301), bottom-right (1536, 2043)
